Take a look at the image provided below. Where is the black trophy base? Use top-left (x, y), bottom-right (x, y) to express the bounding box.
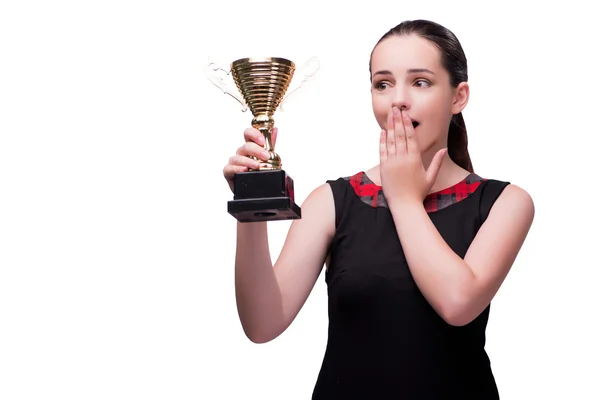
top-left (228, 169), bottom-right (301, 223)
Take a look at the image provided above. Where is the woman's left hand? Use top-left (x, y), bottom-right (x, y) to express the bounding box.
top-left (379, 106), bottom-right (447, 207)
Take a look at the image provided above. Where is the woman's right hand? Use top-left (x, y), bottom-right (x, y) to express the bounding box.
top-left (223, 127), bottom-right (278, 193)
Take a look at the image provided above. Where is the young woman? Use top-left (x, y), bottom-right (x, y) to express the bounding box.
top-left (223, 19), bottom-right (535, 399)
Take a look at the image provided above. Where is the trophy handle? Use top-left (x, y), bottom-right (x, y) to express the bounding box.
top-left (279, 56), bottom-right (320, 111)
top-left (205, 58), bottom-right (248, 112)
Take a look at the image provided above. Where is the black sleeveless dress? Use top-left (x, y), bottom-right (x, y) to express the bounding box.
top-left (311, 171), bottom-right (510, 399)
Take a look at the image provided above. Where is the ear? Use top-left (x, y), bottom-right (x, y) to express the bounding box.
top-left (451, 82), bottom-right (470, 114)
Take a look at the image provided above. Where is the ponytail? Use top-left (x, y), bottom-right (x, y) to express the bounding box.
top-left (448, 112), bottom-right (474, 173)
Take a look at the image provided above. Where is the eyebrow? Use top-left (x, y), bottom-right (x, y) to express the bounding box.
top-left (372, 68), bottom-right (436, 77)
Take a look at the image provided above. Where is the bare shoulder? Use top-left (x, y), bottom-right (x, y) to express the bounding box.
top-left (276, 181), bottom-right (336, 266)
top-left (492, 183), bottom-right (535, 225)
top-left (307, 181), bottom-right (336, 202)
top-left (465, 182), bottom-right (535, 270)
top-left (288, 182), bottom-right (336, 236)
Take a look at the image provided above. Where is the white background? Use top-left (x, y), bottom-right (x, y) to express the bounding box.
top-left (1, 1), bottom-right (599, 399)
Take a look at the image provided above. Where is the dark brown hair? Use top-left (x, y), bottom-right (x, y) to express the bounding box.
top-left (369, 20), bottom-right (474, 173)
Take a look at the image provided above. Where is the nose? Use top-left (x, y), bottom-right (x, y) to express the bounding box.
top-left (391, 86), bottom-right (411, 111)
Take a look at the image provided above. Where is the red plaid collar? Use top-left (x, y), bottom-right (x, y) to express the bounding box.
top-left (346, 171), bottom-right (484, 213)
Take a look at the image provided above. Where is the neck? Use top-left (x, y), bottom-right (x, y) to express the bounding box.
top-left (423, 145), bottom-right (471, 193)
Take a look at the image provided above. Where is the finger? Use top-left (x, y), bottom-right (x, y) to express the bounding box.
top-left (401, 110), bottom-right (418, 154)
top-left (393, 107), bottom-right (407, 154)
top-left (379, 129), bottom-right (387, 162)
top-left (223, 164), bottom-right (251, 181)
top-left (243, 128), bottom-right (265, 146)
top-left (386, 109), bottom-right (396, 157)
top-left (426, 148), bottom-right (447, 183)
top-left (236, 142), bottom-right (271, 160)
top-left (224, 164), bottom-right (250, 175)
top-left (229, 154), bottom-right (261, 170)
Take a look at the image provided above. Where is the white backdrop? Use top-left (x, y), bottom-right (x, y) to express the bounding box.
top-left (1, 1), bottom-right (599, 399)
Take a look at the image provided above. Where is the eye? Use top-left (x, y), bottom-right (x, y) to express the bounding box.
top-left (414, 79), bottom-right (431, 88)
top-left (373, 81), bottom-right (391, 91)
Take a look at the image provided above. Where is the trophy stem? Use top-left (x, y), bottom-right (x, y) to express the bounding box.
top-left (252, 113), bottom-right (281, 170)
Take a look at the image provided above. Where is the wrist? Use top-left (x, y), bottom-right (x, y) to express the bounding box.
top-left (388, 197), bottom-right (424, 213)
top-left (388, 199), bottom-right (428, 236)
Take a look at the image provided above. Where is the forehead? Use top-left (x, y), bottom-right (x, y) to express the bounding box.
top-left (371, 34), bottom-right (443, 73)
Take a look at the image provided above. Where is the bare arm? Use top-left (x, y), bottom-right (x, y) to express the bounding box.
top-left (379, 107), bottom-right (535, 327)
top-left (388, 184), bottom-right (535, 326)
top-left (234, 183), bottom-right (335, 343)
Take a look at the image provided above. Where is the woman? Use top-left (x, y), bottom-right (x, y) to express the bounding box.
top-left (223, 19), bottom-right (535, 399)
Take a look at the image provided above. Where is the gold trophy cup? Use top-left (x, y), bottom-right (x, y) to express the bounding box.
top-left (206, 56), bottom-right (319, 222)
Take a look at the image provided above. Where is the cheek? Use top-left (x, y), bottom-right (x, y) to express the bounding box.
top-left (424, 93), bottom-right (454, 120)
top-left (371, 94), bottom-right (387, 110)
top-left (371, 97), bottom-right (389, 127)
top-left (417, 95), bottom-right (452, 131)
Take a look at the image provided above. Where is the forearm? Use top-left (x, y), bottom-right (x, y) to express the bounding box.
top-left (389, 200), bottom-right (477, 325)
top-left (235, 221), bottom-right (285, 342)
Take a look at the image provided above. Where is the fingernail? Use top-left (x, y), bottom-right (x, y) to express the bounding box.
top-left (263, 151), bottom-right (270, 159)
top-left (392, 106), bottom-right (400, 115)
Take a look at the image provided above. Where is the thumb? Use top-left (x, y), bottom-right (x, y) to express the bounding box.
top-left (427, 148), bottom-right (447, 183)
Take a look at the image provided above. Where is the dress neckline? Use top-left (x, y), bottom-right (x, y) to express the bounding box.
top-left (346, 171), bottom-right (485, 212)
top-left (360, 171), bottom-right (475, 198)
